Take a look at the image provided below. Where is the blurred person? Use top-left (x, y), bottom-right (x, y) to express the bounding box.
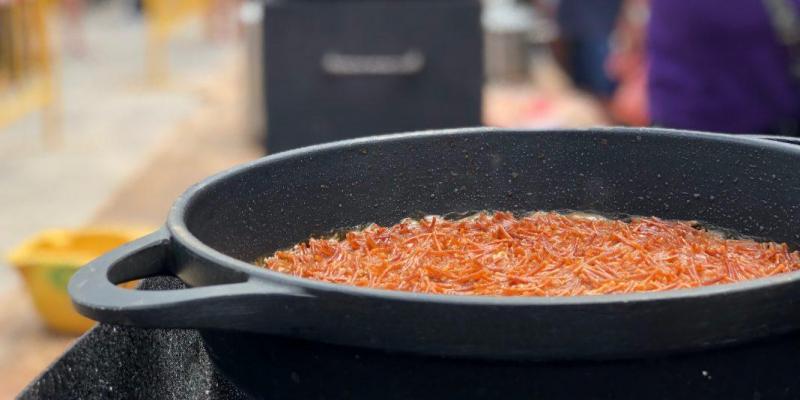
top-left (647, 0), bottom-right (800, 135)
top-left (551, 0), bottom-right (624, 99)
top-left (606, 0), bottom-right (649, 126)
top-left (205, 0), bottom-right (242, 41)
top-left (62, 0), bottom-right (87, 57)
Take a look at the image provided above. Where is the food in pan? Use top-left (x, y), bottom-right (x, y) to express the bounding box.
top-left (256, 212), bottom-right (800, 296)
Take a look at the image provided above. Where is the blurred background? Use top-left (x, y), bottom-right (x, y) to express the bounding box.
top-left (2, 0), bottom-right (799, 395)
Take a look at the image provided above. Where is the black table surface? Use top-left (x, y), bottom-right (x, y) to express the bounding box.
top-left (19, 277), bottom-right (248, 400)
top-left (20, 276), bottom-right (800, 399)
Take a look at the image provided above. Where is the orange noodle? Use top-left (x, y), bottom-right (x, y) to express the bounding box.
top-left (257, 212), bottom-right (800, 296)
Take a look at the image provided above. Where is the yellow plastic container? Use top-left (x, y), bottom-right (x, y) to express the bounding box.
top-left (7, 228), bottom-right (152, 335)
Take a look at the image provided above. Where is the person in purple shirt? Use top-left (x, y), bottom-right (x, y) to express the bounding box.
top-left (647, 0), bottom-right (800, 134)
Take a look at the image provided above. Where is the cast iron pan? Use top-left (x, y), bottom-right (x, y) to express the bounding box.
top-left (70, 127), bottom-right (800, 361)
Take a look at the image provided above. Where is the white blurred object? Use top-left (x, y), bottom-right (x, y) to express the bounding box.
top-left (482, 0), bottom-right (535, 32)
top-left (239, 0), bottom-right (264, 25)
top-left (482, 0), bottom-right (555, 83)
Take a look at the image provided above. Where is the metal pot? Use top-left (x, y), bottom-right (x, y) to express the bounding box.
top-left (70, 128), bottom-right (800, 399)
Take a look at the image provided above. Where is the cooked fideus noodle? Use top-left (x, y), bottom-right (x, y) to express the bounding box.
top-left (256, 212), bottom-right (800, 296)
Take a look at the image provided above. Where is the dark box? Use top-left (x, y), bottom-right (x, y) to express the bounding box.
top-left (263, 0), bottom-right (483, 153)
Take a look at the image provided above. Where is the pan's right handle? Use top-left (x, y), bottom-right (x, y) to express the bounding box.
top-left (69, 228), bottom-right (309, 329)
top-left (741, 134), bottom-right (800, 145)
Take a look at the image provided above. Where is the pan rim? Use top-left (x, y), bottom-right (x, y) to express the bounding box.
top-left (166, 126), bottom-right (800, 304)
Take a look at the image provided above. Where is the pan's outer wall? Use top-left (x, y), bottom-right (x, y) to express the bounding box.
top-left (170, 128), bottom-right (800, 360)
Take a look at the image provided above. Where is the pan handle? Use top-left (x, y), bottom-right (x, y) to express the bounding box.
top-left (68, 228), bottom-right (308, 329)
top-left (740, 134), bottom-right (800, 145)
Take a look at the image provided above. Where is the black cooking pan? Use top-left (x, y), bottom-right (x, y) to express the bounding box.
top-left (70, 128), bottom-right (800, 399)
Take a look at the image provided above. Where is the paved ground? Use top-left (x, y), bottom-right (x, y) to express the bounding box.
top-left (0, 1), bottom-right (238, 291)
top-left (89, 58), bottom-right (262, 227)
top-left (0, 56), bottom-right (257, 398)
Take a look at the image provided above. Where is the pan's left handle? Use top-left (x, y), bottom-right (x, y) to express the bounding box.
top-left (68, 228), bottom-right (308, 329)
